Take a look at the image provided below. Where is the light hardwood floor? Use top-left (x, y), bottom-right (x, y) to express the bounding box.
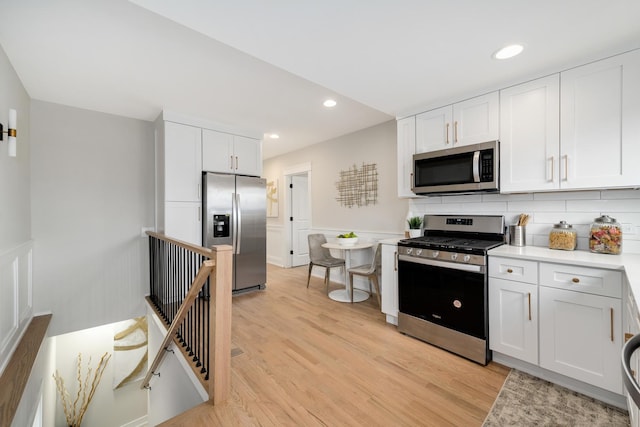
top-left (161, 264), bottom-right (510, 426)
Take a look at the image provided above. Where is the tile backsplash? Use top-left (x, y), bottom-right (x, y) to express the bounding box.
top-left (408, 188), bottom-right (640, 254)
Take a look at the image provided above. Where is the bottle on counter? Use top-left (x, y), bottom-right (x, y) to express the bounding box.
top-left (589, 215), bottom-right (622, 254)
top-left (549, 221), bottom-right (577, 251)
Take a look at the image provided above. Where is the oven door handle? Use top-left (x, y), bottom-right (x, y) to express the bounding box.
top-left (399, 254), bottom-right (485, 273)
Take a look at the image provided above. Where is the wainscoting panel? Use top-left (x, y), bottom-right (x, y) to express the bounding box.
top-left (267, 224), bottom-right (285, 267)
top-left (0, 241), bottom-right (34, 374)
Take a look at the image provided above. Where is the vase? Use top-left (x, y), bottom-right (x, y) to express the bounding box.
top-left (409, 229), bottom-right (421, 238)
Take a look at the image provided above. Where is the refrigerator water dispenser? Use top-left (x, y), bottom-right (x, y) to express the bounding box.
top-left (213, 214), bottom-right (230, 238)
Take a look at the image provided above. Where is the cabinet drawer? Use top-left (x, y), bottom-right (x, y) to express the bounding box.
top-left (539, 263), bottom-right (621, 298)
top-left (489, 256), bottom-right (538, 284)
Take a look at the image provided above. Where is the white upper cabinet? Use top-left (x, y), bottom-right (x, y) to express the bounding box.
top-left (396, 116), bottom-right (416, 197)
top-left (415, 92), bottom-right (499, 153)
top-left (500, 75), bottom-right (560, 193)
top-left (560, 49), bottom-right (640, 189)
top-left (233, 135), bottom-right (262, 176)
top-left (415, 105), bottom-right (451, 153)
top-left (164, 121), bottom-right (202, 202)
top-left (202, 128), bottom-right (262, 177)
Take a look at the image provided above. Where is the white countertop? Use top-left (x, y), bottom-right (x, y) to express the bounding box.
top-left (489, 245), bottom-right (640, 305)
top-left (379, 237), bottom-right (404, 245)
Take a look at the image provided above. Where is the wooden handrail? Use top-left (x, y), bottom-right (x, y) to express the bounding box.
top-left (143, 233), bottom-right (233, 405)
top-left (142, 259), bottom-right (214, 390)
top-left (146, 230), bottom-right (214, 258)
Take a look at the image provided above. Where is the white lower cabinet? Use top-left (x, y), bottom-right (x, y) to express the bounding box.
top-left (489, 278), bottom-right (538, 365)
top-left (626, 281), bottom-right (640, 427)
top-left (489, 255), bottom-right (624, 395)
top-left (539, 286), bottom-right (622, 393)
top-left (381, 243), bottom-right (399, 325)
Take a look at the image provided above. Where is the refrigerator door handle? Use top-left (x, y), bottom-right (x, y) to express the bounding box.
top-left (232, 192), bottom-right (238, 254)
top-left (236, 193), bottom-right (242, 254)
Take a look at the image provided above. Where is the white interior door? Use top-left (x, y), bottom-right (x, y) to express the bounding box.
top-left (290, 174), bottom-right (310, 267)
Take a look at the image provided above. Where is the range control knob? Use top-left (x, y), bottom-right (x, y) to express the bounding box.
top-left (406, 248), bottom-right (413, 255)
top-left (432, 250), bottom-right (440, 258)
top-left (451, 253), bottom-right (458, 261)
top-left (463, 255), bottom-right (471, 263)
top-left (416, 249), bottom-right (423, 256)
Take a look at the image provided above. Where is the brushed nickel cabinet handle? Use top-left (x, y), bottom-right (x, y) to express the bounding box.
top-left (572, 277), bottom-right (580, 283)
top-left (454, 121), bottom-right (458, 143)
top-left (549, 157), bottom-right (555, 182)
top-left (235, 156), bottom-right (239, 170)
top-left (394, 251), bottom-right (398, 271)
top-left (446, 123), bottom-right (450, 144)
top-left (230, 155), bottom-right (233, 170)
top-left (528, 293), bottom-right (532, 321)
top-left (611, 308), bottom-right (614, 342)
top-left (563, 155), bottom-right (569, 181)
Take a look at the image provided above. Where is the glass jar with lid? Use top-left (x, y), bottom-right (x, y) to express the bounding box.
top-left (589, 215), bottom-right (622, 254)
top-left (549, 221), bottom-right (577, 250)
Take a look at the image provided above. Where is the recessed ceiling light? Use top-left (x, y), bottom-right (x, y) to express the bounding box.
top-left (493, 44), bottom-right (524, 60)
top-left (268, 133), bottom-right (280, 139)
top-left (323, 99), bottom-right (337, 108)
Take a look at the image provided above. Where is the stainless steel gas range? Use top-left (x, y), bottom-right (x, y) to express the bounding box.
top-left (397, 214), bottom-right (505, 365)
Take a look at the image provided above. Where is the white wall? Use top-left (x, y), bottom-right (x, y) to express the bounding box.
top-left (263, 120), bottom-right (408, 267)
top-left (53, 321), bottom-right (148, 427)
top-left (409, 189), bottom-right (640, 253)
top-left (0, 44), bottom-right (31, 252)
top-left (147, 307), bottom-right (206, 426)
top-left (30, 101), bottom-right (155, 336)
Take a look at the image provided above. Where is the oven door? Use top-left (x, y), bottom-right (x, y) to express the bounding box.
top-left (398, 256), bottom-right (487, 339)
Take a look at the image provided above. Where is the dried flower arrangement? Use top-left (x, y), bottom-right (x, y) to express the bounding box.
top-left (53, 352), bottom-right (111, 427)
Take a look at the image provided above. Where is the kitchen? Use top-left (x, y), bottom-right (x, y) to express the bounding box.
top-left (2, 1), bottom-right (640, 426)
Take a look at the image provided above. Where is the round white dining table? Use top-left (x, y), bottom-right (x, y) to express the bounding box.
top-left (321, 241), bottom-right (373, 303)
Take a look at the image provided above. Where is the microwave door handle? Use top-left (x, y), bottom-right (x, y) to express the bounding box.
top-left (472, 150), bottom-right (480, 182)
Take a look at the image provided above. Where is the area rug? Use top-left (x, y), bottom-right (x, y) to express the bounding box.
top-left (483, 369), bottom-right (630, 426)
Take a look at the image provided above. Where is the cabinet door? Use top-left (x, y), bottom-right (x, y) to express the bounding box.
top-left (500, 75), bottom-right (560, 193)
top-left (381, 244), bottom-right (398, 324)
top-left (489, 278), bottom-right (538, 364)
top-left (165, 201), bottom-right (202, 246)
top-left (396, 116), bottom-right (416, 197)
top-left (625, 290), bottom-right (640, 427)
top-left (453, 92), bottom-right (499, 147)
top-left (233, 135), bottom-right (262, 176)
top-left (415, 105), bottom-right (451, 153)
top-left (539, 286), bottom-right (622, 393)
top-left (165, 122), bottom-right (202, 202)
top-left (202, 129), bottom-right (234, 173)
top-left (560, 49), bottom-right (640, 189)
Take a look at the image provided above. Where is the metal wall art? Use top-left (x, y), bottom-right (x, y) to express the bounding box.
top-left (335, 162), bottom-right (378, 208)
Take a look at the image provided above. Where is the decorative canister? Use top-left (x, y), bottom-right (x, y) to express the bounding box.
top-left (589, 215), bottom-right (622, 254)
top-left (549, 221), bottom-right (577, 250)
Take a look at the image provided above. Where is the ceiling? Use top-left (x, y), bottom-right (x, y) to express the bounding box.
top-left (1, 1), bottom-right (639, 159)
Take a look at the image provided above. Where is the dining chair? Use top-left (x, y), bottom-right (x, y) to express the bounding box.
top-left (348, 243), bottom-right (382, 306)
top-left (307, 234), bottom-right (345, 294)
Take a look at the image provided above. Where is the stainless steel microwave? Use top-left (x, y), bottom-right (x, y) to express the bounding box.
top-left (412, 140), bottom-right (499, 195)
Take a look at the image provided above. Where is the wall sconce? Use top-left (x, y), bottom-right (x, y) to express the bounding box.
top-left (0, 109), bottom-right (17, 157)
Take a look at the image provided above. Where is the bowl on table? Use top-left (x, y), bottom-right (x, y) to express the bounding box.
top-left (336, 237), bottom-right (359, 246)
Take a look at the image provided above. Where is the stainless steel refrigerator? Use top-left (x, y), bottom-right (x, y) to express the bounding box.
top-left (202, 172), bottom-right (267, 293)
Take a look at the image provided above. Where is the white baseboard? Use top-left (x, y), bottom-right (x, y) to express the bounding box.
top-left (121, 415), bottom-right (149, 427)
